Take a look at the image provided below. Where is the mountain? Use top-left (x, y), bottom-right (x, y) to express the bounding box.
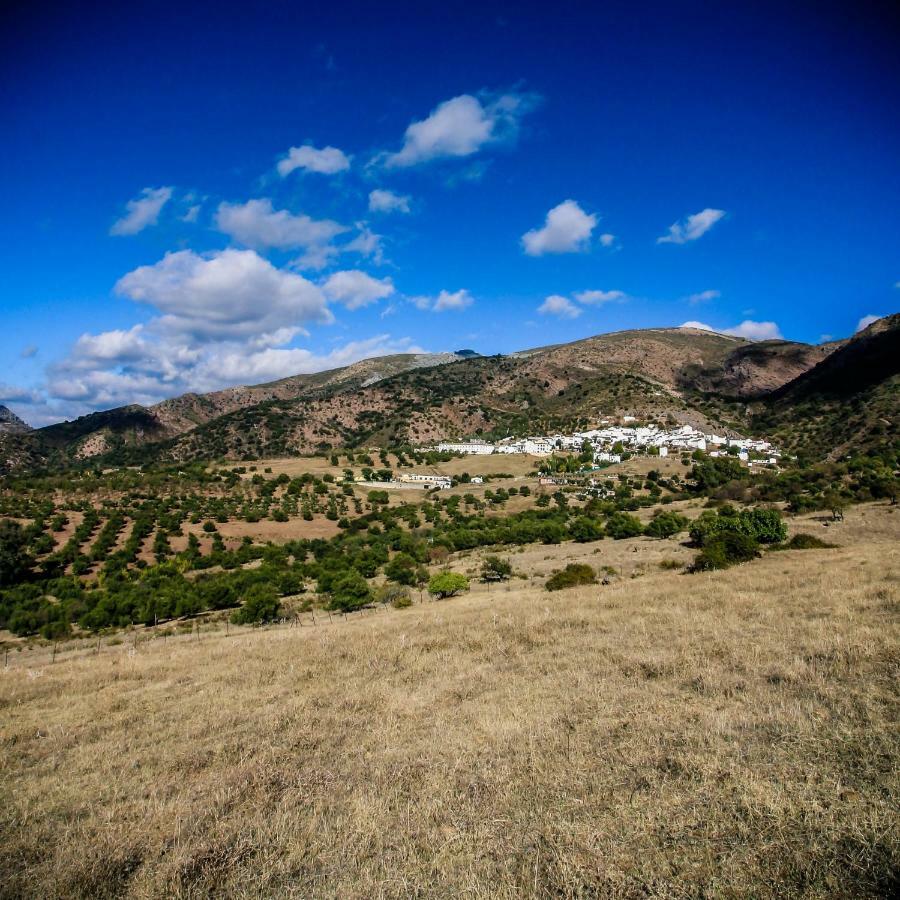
top-left (0, 405), bottom-right (31, 435)
top-left (1, 320), bottom-right (897, 473)
top-left (751, 313), bottom-right (900, 458)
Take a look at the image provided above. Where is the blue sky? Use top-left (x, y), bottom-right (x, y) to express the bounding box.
top-left (1, 0), bottom-right (898, 426)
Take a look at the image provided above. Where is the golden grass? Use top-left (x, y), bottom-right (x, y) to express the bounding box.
top-left (1, 506), bottom-right (898, 898)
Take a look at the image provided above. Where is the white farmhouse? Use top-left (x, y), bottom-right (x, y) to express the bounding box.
top-left (436, 440), bottom-right (495, 455)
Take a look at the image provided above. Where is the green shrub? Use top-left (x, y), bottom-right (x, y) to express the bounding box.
top-left (374, 583), bottom-right (410, 606)
top-left (385, 552), bottom-right (418, 585)
top-left (605, 512), bottom-right (644, 540)
top-left (738, 508), bottom-right (787, 544)
top-left (690, 506), bottom-right (786, 546)
top-left (645, 511), bottom-right (689, 539)
top-left (545, 563), bottom-right (597, 592)
top-left (772, 533), bottom-right (838, 551)
top-left (568, 516), bottom-right (605, 543)
top-left (231, 583), bottom-right (281, 624)
top-left (328, 571), bottom-right (372, 612)
top-left (480, 555), bottom-right (512, 582)
top-left (691, 531), bottom-right (760, 571)
top-left (428, 572), bottom-right (470, 599)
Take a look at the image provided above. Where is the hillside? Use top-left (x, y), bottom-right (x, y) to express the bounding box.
top-left (2, 319), bottom-right (897, 472)
top-left (0, 405), bottom-right (31, 435)
top-left (2, 504), bottom-right (897, 897)
top-left (750, 313), bottom-right (900, 458)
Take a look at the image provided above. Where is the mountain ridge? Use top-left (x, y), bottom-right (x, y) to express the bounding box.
top-left (2, 319), bottom-right (897, 472)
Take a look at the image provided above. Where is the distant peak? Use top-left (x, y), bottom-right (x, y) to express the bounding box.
top-left (454, 349), bottom-right (480, 358)
top-left (0, 404), bottom-right (32, 433)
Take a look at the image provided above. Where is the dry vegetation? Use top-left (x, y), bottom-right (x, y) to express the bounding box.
top-left (2, 506), bottom-right (898, 898)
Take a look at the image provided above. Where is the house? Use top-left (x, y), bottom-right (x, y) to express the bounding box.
top-left (469, 476), bottom-right (484, 484)
top-left (437, 440), bottom-right (495, 455)
top-left (398, 473), bottom-right (452, 489)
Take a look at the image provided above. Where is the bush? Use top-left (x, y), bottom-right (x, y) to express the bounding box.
top-left (428, 572), bottom-right (469, 599)
top-left (691, 531), bottom-right (760, 571)
top-left (772, 533), bottom-right (838, 551)
top-left (545, 563), bottom-right (597, 592)
top-left (737, 507), bottom-right (787, 544)
top-left (605, 512), bottom-right (644, 540)
top-left (568, 516), bottom-right (605, 543)
top-left (374, 583), bottom-right (410, 606)
top-left (645, 511), bottom-right (689, 539)
top-left (231, 583), bottom-right (281, 624)
top-left (480, 555), bottom-right (512, 582)
top-left (385, 552), bottom-right (418, 585)
top-left (328, 571), bottom-right (372, 612)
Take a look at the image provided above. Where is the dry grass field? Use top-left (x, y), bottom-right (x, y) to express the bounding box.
top-left (1, 505), bottom-right (898, 898)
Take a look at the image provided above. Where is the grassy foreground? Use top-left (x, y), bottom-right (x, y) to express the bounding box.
top-left (2, 507), bottom-right (898, 898)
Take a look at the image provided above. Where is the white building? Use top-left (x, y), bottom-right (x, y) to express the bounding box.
top-left (436, 440), bottom-right (495, 455)
top-left (398, 473), bottom-right (452, 488)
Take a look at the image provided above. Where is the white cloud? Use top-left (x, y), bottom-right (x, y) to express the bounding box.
top-left (658, 208), bottom-right (726, 245)
top-left (685, 289), bottom-right (721, 305)
top-left (181, 204), bottom-right (200, 223)
top-left (412, 289), bottom-right (474, 312)
top-left (277, 144), bottom-right (351, 177)
top-left (679, 319), bottom-right (782, 340)
top-left (856, 314), bottom-right (883, 332)
top-left (573, 289), bottom-right (628, 305)
top-left (434, 289), bottom-right (474, 312)
top-left (321, 270), bottom-right (395, 310)
top-left (342, 223), bottom-right (384, 264)
top-left (538, 295), bottom-right (581, 318)
top-left (725, 320), bottom-right (782, 340)
top-left (69, 325), bottom-right (151, 368)
top-left (384, 92), bottom-right (535, 168)
top-left (110, 186), bottom-right (173, 236)
top-left (20, 344), bottom-right (38, 359)
top-left (215, 199), bottom-right (347, 253)
top-left (522, 200), bottom-right (597, 256)
top-left (115, 249), bottom-right (332, 342)
top-left (599, 233), bottom-right (616, 247)
top-left (44, 330), bottom-right (426, 414)
top-left (368, 189), bottom-right (411, 214)
top-left (0, 382), bottom-right (42, 404)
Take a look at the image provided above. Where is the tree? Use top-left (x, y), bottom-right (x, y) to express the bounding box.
top-left (375, 583), bottom-right (411, 607)
top-left (385, 552), bottom-right (418, 585)
top-left (691, 531), bottom-right (760, 571)
top-left (568, 516), bottom-right (604, 543)
top-left (605, 512), bottom-right (644, 540)
top-left (737, 508), bottom-right (787, 544)
top-left (428, 572), bottom-right (469, 599)
top-left (231, 583), bottom-right (281, 624)
top-left (545, 563), bottom-right (597, 592)
top-left (823, 491), bottom-right (844, 521)
top-left (645, 511), bottom-right (689, 539)
top-left (328, 571), bottom-right (372, 612)
top-left (480, 555), bottom-right (512, 582)
top-left (0, 519), bottom-right (33, 588)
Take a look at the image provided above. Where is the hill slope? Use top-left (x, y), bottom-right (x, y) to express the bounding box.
top-left (0, 405), bottom-right (32, 435)
top-left (751, 313), bottom-right (900, 458)
top-left (2, 319), bottom-right (897, 471)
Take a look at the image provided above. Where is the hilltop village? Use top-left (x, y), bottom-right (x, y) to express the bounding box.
top-left (357, 419), bottom-right (784, 490)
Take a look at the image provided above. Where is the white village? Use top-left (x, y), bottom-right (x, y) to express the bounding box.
top-left (367, 419), bottom-right (784, 490)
